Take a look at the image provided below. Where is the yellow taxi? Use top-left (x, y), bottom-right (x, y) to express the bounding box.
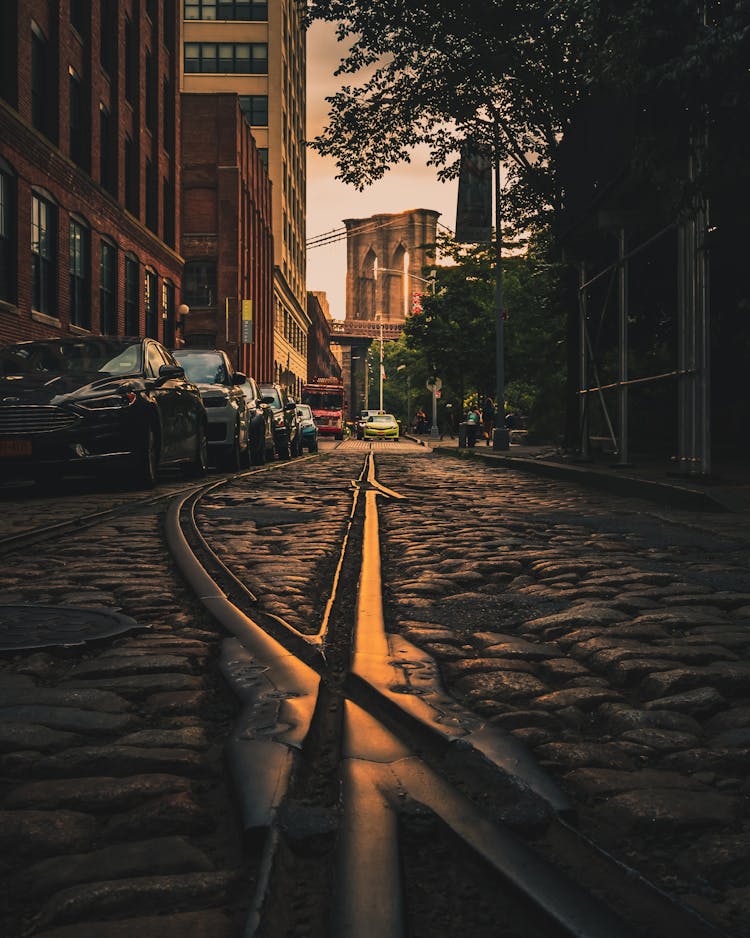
top-left (362, 413), bottom-right (399, 440)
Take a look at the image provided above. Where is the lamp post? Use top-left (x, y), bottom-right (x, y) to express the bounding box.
top-left (375, 313), bottom-right (384, 411)
top-left (396, 363), bottom-right (411, 427)
top-left (492, 118), bottom-right (510, 450)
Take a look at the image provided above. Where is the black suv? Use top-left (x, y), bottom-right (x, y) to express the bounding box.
top-left (259, 383), bottom-right (301, 459)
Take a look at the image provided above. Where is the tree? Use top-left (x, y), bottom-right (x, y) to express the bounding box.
top-left (398, 234), bottom-right (565, 436)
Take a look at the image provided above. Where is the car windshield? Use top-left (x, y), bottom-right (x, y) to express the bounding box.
top-left (304, 391), bottom-right (342, 409)
top-left (369, 415), bottom-right (396, 426)
top-left (0, 339), bottom-right (142, 376)
top-left (297, 404), bottom-right (313, 419)
top-left (173, 351), bottom-right (228, 385)
top-left (261, 387), bottom-right (282, 409)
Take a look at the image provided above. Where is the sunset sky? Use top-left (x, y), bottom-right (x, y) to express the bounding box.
top-left (305, 21), bottom-right (457, 321)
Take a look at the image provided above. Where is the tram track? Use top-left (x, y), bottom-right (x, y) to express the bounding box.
top-left (169, 452), bottom-right (727, 938)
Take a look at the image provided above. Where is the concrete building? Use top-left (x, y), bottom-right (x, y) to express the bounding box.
top-left (180, 93), bottom-right (273, 380)
top-left (181, 0), bottom-right (308, 393)
top-left (0, 0), bottom-right (183, 346)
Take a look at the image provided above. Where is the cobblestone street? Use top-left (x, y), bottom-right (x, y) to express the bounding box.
top-left (0, 446), bottom-right (748, 936)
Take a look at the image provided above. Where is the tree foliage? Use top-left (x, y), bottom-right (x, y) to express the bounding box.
top-left (394, 234), bottom-right (565, 435)
top-left (309, 1), bottom-right (750, 228)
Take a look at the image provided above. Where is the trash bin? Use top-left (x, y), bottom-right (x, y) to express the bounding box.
top-left (458, 422), bottom-right (477, 447)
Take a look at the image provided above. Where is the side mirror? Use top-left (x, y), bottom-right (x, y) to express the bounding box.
top-left (157, 363), bottom-right (185, 382)
top-left (233, 372), bottom-right (247, 385)
top-left (284, 401), bottom-right (297, 412)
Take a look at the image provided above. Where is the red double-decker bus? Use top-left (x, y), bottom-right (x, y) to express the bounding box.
top-left (301, 377), bottom-right (345, 440)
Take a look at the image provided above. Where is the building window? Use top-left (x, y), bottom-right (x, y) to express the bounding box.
top-left (125, 17), bottom-right (137, 104)
top-left (162, 280), bottom-right (175, 347)
top-left (164, 0), bottom-right (175, 52)
top-left (100, 240), bottom-right (117, 334)
top-left (31, 194), bottom-right (56, 315)
top-left (145, 269), bottom-right (157, 337)
top-left (70, 0), bottom-right (89, 35)
top-left (185, 1), bottom-right (268, 19)
top-left (163, 78), bottom-right (174, 150)
top-left (99, 0), bottom-right (116, 75)
top-left (163, 177), bottom-right (174, 248)
top-left (69, 219), bottom-right (90, 328)
top-left (100, 104), bottom-right (116, 195)
top-left (183, 42), bottom-right (267, 74)
top-left (145, 51), bottom-right (156, 131)
top-left (69, 68), bottom-right (89, 170)
top-left (183, 260), bottom-right (216, 307)
top-left (124, 136), bottom-right (139, 215)
top-left (145, 160), bottom-right (158, 233)
top-left (0, 167), bottom-right (15, 304)
top-left (125, 255), bottom-right (139, 334)
top-left (239, 95), bottom-right (268, 127)
top-left (31, 23), bottom-right (53, 140)
top-left (258, 148), bottom-right (268, 169)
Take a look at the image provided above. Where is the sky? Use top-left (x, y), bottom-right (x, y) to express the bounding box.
top-left (305, 21), bottom-right (457, 321)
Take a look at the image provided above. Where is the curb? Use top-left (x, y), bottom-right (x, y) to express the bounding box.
top-left (425, 444), bottom-right (730, 512)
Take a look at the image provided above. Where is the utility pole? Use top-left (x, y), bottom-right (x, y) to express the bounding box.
top-left (493, 117), bottom-right (510, 450)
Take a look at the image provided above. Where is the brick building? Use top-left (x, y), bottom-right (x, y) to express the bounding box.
top-left (180, 92), bottom-right (273, 381)
top-left (306, 291), bottom-right (341, 383)
top-left (0, 0), bottom-right (182, 347)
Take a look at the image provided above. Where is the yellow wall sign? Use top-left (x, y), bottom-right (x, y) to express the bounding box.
top-left (241, 300), bottom-right (253, 343)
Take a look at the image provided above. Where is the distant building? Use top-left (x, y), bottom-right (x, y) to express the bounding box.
top-left (181, 0), bottom-right (308, 393)
top-left (306, 292), bottom-right (341, 383)
top-left (0, 1), bottom-right (183, 346)
top-left (180, 93), bottom-right (273, 381)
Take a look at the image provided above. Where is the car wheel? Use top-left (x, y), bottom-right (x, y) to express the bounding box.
top-left (309, 440), bottom-right (318, 453)
top-left (183, 422), bottom-right (208, 478)
top-left (33, 466), bottom-right (58, 490)
top-left (221, 428), bottom-right (242, 472)
top-left (250, 430), bottom-right (266, 466)
top-left (132, 423), bottom-right (158, 489)
top-left (276, 436), bottom-right (290, 460)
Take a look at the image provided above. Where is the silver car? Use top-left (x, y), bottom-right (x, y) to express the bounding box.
top-left (172, 348), bottom-right (249, 470)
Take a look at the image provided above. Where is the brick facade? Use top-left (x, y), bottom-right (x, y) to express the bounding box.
top-left (307, 292), bottom-right (342, 383)
top-left (181, 93), bottom-right (274, 383)
top-left (0, 0), bottom-right (182, 347)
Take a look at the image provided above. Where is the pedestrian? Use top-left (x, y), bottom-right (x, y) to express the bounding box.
top-left (481, 397), bottom-right (496, 446)
top-left (465, 404), bottom-right (480, 446)
top-left (414, 407), bottom-right (427, 434)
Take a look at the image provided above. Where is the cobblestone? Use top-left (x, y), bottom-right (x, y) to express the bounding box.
top-left (375, 452), bottom-right (750, 933)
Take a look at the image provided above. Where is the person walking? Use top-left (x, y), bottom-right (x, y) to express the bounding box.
top-left (465, 404), bottom-right (481, 446)
top-left (481, 397), bottom-right (496, 446)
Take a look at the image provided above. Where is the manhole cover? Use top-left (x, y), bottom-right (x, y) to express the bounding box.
top-left (0, 605), bottom-right (141, 653)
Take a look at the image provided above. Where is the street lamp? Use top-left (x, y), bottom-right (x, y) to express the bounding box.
top-left (396, 363), bottom-right (411, 426)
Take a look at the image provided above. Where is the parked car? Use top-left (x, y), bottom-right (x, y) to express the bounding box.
top-left (296, 404), bottom-right (318, 453)
top-left (362, 413), bottom-right (400, 441)
top-left (171, 348), bottom-right (249, 471)
top-left (259, 383), bottom-right (301, 459)
top-left (355, 409), bottom-right (384, 439)
top-left (0, 336), bottom-right (207, 488)
top-left (237, 375), bottom-right (275, 465)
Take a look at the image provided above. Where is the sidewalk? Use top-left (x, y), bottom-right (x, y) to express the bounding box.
top-left (407, 433), bottom-right (750, 513)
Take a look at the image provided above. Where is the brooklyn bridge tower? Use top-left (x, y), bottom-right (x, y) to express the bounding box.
top-left (331, 208), bottom-right (439, 419)
top-left (345, 209), bottom-right (439, 323)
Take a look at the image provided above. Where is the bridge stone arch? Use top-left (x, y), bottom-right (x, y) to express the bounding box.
top-left (344, 209), bottom-right (440, 324)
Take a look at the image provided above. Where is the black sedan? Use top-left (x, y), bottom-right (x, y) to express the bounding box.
top-left (0, 336), bottom-right (208, 488)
